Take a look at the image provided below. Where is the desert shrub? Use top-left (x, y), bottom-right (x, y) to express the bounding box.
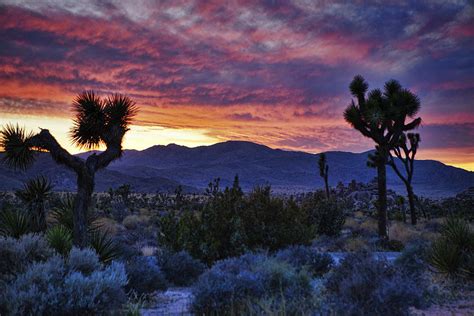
top-left (241, 186), bottom-right (314, 251)
top-left (325, 252), bottom-right (427, 315)
top-left (274, 245), bottom-right (333, 277)
top-left (192, 253), bottom-right (312, 314)
top-left (160, 251), bottom-right (206, 286)
top-left (302, 195), bottom-right (345, 236)
top-left (0, 208), bottom-right (31, 238)
top-left (429, 217), bottom-right (474, 278)
top-left (1, 253), bottom-right (127, 315)
top-left (126, 256), bottom-right (167, 294)
top-left (0, 233), bottom-right (53, 279)
top-left (67, 247), bottom-right (101, 275)
top-left (377, 238), bottom-right (405, 251)
top-left (158, 179), bottom-right (315, 264)
top-left (395, 240), bottom-right (429, 276)
top-left (46, 225), bottom-right (73, 256)
top-left (61, 261), bottom-right (127, 314)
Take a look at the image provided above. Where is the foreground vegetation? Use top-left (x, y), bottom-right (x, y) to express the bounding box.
top-left (0, 177), bottom-right (472, 315)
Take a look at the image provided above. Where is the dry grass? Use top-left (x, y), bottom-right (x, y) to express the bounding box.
top-left (388, 221), bottom-right (421, 244)
top-left (122, 215), bottom-right (150, 230)
top-left (95, 217), bottom-right (122, 235)
top-left (345, 237), bottom-right (369, 252)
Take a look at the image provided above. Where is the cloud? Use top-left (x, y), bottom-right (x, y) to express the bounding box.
top-left (0, 0), bottom-right (472, 168)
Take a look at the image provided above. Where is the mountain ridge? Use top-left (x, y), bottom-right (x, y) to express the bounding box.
top-left (1, 141), bottom-right (473, 197)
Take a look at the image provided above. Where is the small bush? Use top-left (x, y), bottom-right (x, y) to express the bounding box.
top-left (67, 247), bottom-right (100, 275)
top-left (126, 256), bottom-right (167, 294)
top-left (274, 245), bottom-right (333, 277)
top-left (395, 240), bottom-right (429, 276)
top-left (46, 225), bottom-right (73, 256)
top-left (325, 252), bottom-right (427, 315)
top-left (1, 252), bottom-right (127, 315)
top-left (160, 251), bottom-right (206, 286)
top-left (302, 195), bottom-right (345, 236)
top-left (192, 253), bottom-right (312, 314)
top-left (0, 233), bottom-right (53, 279)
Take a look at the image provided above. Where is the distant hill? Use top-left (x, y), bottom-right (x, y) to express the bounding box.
top-left (1, 141), bottom-right (473, 197)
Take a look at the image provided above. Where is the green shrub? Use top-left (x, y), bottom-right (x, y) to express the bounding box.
top-left (160, 251), bottom-right (206, 286)
top-left (46, 225), bottom-right (73, 256)
top-left (242, 186), bottom-right (314, 251)
top-left (429, 217), bottom-right (474, 278)
top-left (158, 178), bottom-right (315, 264)
top-left (302, 195), bottom-right (345, 236)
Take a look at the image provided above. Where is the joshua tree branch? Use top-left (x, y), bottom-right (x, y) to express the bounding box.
top-left (28, 129), bottom-right (84, 173)
top-left (95, 126), bottom-right (125, 170)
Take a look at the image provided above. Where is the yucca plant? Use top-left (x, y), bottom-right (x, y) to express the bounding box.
top-left (46, 225), bottom-right (73, 256)
top-left (89, 230), bottom-right (122, 264)
top-left (50, 195), bottom-right (101, 233)
top-left (16, 176), bottom-right (53, 232)
top-left (429, 216), bottom-right (474, 278)
top-left (0, 208), bottom-right (31, 238)
top-left (0, 91), bottom-right (137, 246)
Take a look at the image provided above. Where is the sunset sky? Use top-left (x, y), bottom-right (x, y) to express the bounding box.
top-left (0, 1), bottom-right (473, 170)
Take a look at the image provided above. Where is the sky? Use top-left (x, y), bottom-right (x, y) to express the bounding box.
top-left (0, 0), bottom-right (473, 170)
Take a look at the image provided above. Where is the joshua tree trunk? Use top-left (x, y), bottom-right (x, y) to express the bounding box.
top-left (324, 174), bottom-right (329, 199)
top-left (407, 184), bottom-right (416, 225)
top-left (74, 168), bottom-right (95, 247)
top-left (376, 160), bottom-right (388, 238)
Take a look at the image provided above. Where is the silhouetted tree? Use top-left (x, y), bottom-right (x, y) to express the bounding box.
top-left (0, 91), bottom-right (137, 246)
top-left (344, 75), bottom-right (421, 238)
top-left (318, 153), bottom-right (330, 198)
top-left (388, 133), bottom-right (420, 225)
top-left (15, 176), bottom-right (53, 232)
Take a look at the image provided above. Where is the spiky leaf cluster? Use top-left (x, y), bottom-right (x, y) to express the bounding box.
top-left (0, 124), bottom-right (36, 170)
top-left (70, 91), bottom-right (137, 149)
top-left (344, 76), bottom-right (421, 144)
top-left (15, 176), bottom-right (53, 204)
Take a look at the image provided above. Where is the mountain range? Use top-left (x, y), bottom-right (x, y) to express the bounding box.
top-left (1, 141), bottom-right (473, 197)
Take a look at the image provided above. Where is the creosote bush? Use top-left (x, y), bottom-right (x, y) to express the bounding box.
top-left (158, 178), bottom-right (315, 264)
top-left (302, 193), bottom-right (345, 236)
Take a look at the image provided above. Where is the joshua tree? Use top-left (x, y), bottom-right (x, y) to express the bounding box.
top-left (344, 75), bottom-right (421, 238)
top-left (15, 176), bottom-right (53, 232)
top-left (0, 91), bottom-right (137, 246)
top-left (388, 133), bottom-right (420, 225)
top-left (318, 153), bottom-right (330, 198)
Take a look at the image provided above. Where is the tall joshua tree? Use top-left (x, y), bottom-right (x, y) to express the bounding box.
top-left (344, 75), bottom-right (421, 238)
top-left (318, 153), bottom-right (330, 198)
top-left (0, 91), bottom-right (137, 246)
top-left (388, 133), bottom-right (420, 225)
